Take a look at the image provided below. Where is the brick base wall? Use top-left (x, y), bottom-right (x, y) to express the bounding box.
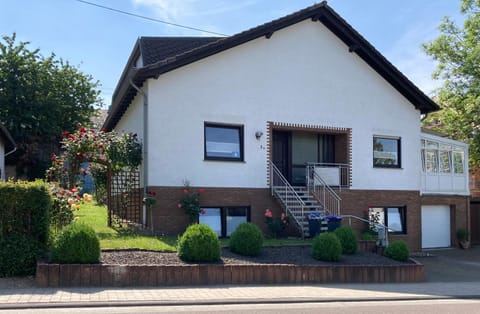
top-left (145, 186), bottom-right (287, 236)
top-left (144, 186), bottom-right (469, 251)
top-left (338, 190), bottom-right (422, 250)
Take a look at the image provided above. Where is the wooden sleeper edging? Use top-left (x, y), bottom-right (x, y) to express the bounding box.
top-left (36, 259), bottom-right (424, 287)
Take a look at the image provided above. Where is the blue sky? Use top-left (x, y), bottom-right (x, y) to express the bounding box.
top-left (0, 0), bottom-right (463, 108)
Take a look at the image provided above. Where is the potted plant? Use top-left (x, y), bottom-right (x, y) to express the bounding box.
top-left (457, 228), bottom-right (470, 249)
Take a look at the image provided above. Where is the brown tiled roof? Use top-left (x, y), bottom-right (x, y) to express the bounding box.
top-left (104, 1), bottom-right (439, 130)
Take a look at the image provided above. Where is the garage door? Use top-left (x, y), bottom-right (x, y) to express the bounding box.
top-left (421, 205), bottom-right (451, 248)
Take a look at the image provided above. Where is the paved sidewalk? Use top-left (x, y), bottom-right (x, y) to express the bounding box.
top-left (1, 282), bottom-right (480, 309)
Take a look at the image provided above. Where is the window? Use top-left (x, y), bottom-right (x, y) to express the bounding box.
top-left (373, 137), bottom-right (401, 168)
top-left (199, 206), bottom-right (250, 237)
top-left (369, 206), bottom-right (407, 234)
top-left (204, 123), bottom-right (244, 161)
top-left (453, 149), bottom-right (465, 174)
top-left (421, 139), bottom-right (466, 174)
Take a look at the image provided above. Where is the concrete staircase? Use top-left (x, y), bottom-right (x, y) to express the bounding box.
top-left (272, 186), bottom-right (328, 237)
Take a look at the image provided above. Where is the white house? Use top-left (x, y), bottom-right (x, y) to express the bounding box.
top-left (0, 124), bottom-right (16, 181)
top-left (104, 2), bottom-right (470, 250)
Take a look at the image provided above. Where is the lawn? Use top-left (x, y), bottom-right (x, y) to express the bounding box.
top-left (75, 202), bottom-right (177, 252)
top-left (75, 202), bottom-right (311, 251)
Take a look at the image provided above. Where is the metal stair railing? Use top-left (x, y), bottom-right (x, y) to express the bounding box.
top-left (306, 164), bottom-right (341, 217)
top-left (341, 214), bottom-right (390, 247)
top-left (269, 161), bottom-right (306, 238)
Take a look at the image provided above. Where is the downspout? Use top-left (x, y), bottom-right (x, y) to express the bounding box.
top-left (129, 78), bottom-right (148, 228)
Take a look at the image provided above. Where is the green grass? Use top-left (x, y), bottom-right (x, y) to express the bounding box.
top-left (75, 202), bottom-right (312, 251)
top-left (74, 202), bottom-right (177, 252)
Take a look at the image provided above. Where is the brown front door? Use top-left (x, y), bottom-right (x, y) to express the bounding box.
top-left (272, 130), bottom-right (291, 183)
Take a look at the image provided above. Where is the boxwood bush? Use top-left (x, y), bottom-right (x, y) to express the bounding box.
top-left (311, 232), bottom-right (342, 262)
top-left (229, 222), bottom-right (263, 256)
top-left (52, 223), bottom-right (100, 264)
top-left (334, 226), bottom-right (358, 254)
top-left (384, 240), bottom-right (409, 262)
top-left (177, 224), bottom-right (221, 262)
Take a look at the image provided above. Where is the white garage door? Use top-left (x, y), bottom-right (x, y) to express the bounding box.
top-left (421, 205), bottom-right (451, 248)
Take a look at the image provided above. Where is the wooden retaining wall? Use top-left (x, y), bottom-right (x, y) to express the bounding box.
top-left (36, 260), bottom-right (424, 287)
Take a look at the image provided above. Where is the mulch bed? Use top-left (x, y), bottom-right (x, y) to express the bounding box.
top-left (101, 246), bottom-right (412, 266)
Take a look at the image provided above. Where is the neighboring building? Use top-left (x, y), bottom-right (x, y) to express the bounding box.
top-left (0, 124), bottom-right (16, 181)
top-left (104, 2), bottom-right (470, 250)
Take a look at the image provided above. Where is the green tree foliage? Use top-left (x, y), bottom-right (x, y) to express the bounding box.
top-left (0, 33), bottom-right (102, 179)
top-left (422, 0), bottom-right (480, 167)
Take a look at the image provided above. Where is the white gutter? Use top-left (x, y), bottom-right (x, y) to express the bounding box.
top-left (129, 78), bottom-right (148, 227)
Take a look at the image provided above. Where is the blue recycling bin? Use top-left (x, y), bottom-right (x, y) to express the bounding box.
top-left (307, 212), bottom-right (322, 237)
top-left (326, 215), bottom-right (342, 232)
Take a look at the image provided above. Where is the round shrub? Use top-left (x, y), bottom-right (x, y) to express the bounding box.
top-left (0, 234), bottom-right (39, 277)
top-left (52, 223), bottom-right (100, 264)
top-left (334, 226), bottom-right (358, 254)
top-left (311, 232), bottom-right (342, 262)
top-left (229, 222), bottom-right (263, 256)
top-left (384, 240), bottom-right (409, 262)
top-left (177, 224), bottom-right (221, 262)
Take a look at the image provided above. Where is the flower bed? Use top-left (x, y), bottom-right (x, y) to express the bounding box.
top-left (36, 247), bottom-right (424, 287)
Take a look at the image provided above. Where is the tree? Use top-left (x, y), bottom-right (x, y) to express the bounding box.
top-left (422, 0), bottom-right (480, 167)
top-left (0, 33), bottom-right (102, 179)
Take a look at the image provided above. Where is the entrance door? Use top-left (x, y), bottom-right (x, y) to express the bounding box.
top-left (421, 205), bottom-right (451, 248)
top-left (272, 131), bottom-right (290, 182)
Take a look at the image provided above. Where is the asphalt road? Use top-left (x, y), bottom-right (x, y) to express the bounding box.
top-left (414, 246), bottom-right (480, 282)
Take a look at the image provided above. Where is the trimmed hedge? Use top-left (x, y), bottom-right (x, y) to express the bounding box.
top-left (177, 224), bottom-right (221, 262)
top-left (0, 180), bottom-right (51, 276)
top-left (229, 222), bottom-right (263, 256)
top-left (0, 180), bottom-right (50, 244)
top-left (0, 234), bottom-right (39, 277)
top-left (52, 223), bottom-right (100, 264)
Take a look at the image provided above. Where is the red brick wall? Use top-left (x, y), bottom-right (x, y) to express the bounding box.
top-left (145, 186), bottom-right (469, 251)
top-left (338, 190), bottom-right (422, 250)
top-left (145, 186), bottom-right (286, 235)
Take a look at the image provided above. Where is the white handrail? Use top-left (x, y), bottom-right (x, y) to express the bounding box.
top-left (307, 164), bottom-right (341, 217)
top-left (341, 214), bottom-right (390, 247)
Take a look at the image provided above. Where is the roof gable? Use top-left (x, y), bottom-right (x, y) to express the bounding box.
top-left (104, 1), bottom-right (439, 130)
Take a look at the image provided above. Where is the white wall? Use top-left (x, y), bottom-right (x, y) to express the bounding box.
top-left (140, 20), bottom-right (422, 189)
top-left (114, 82), bottom-right (146, 186)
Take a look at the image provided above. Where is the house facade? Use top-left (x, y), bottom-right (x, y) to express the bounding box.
top-left (0, 124), bottom-right (16, 181)
top-left (104, 2), bottom-right (470, 250)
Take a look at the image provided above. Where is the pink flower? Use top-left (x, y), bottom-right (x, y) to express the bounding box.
top-left (177, 203), bottom-right (182, 208)
top-left (199, 188), bottom-right (205, 194)
top-left (264, 209), bottom-right (272, 218)
top-left (281, 213), bottom-right (285, 220)
top-left (183, 189), bottom-right (189, 194)
top-left (200, 209), bottom-right (206, 215)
